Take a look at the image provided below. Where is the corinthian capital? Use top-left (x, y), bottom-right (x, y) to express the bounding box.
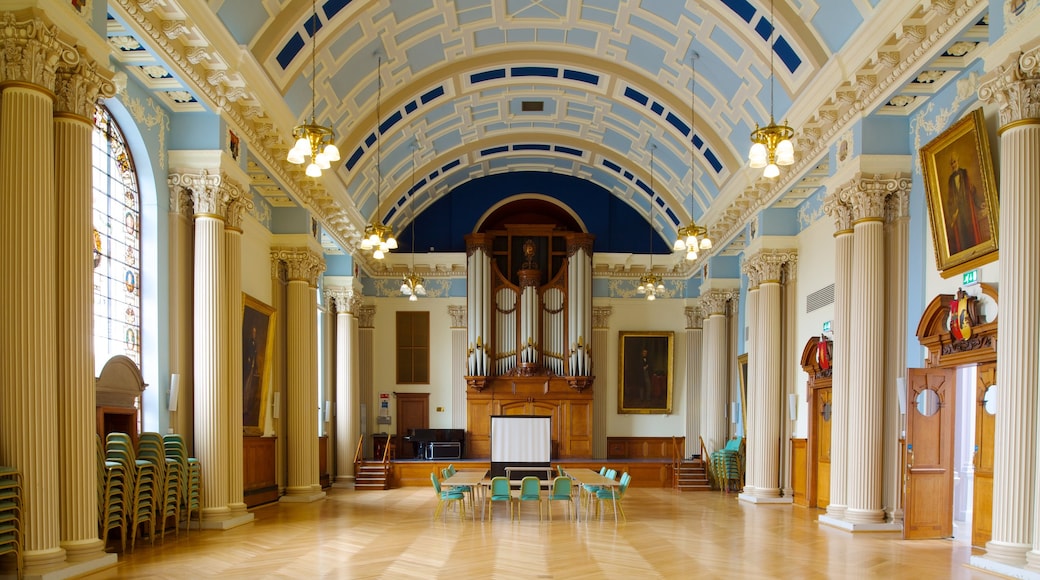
top-left (823, 193), bottom-right (853, 233)
top-left (0, 11), bottom-right (75, 89)
top-left (448, 305), bottom-right (467, 328)
top-left (55, 55), bottom-right (116, 119)
top-left (168, 170), bottom-right (227, 217)
top-left (745, 249), bottom-right (798, 285)
top-left (838, 173), bottom-right (911, 222)
top-left (701, 289), bottom-right (736, 316)
top-left (325, 287), bottom-right (360, 314)
top-left (685, 305), bottom-right (704, 329)
top-left (271, 247), bottom-right (325, 285)
top-left (979, 42), bottom-right (1040, 128)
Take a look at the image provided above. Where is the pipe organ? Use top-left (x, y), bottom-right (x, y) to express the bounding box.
top-left (464, 228), bottom-right (595, 458)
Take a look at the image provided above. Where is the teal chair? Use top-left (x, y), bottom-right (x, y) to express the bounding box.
top-left (595, 472), bottom-right (631, 523)
top-left (581, 466), bottom-right (608, 515)
top-left (546, 476), bottom-right (573, 521)
top-left (516, 476), bottom-right (543, 520)
top-left (431, 473), bottom-right (466, 521)
top-left (486, 476), bottom-right (513, 521)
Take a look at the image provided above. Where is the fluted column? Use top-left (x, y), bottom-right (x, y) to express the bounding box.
top-left (449, 306), bottom-right (468, 430)
top-left (741, 250), bottom-right (797, 503)
top-left (824, 195), bottom-right (853, 520)
top-left (742, 272), bottom-right (760, 494)
top-left (275, 248), bottom-right (326, 502)
top-left (0, 25), bottom-right (64, 571)
top-left (225, 194), bottom-right (252, 518)
top-left (592, 306), bottom-right (612, 458)
top-left (54, 56), bottom-right (115, 563)
top-left (168, 177), bottom-right (194, 448)
top-left (978, 44), bottom-right (1040, 569)
top-left (308, 279), bottom-right (321, 491)
top-left (700, 290), bottom-right (734, 453)
top-left (357, 306), bottom-right (376, 457)
top-left (884, 184), bottom-right (911, 524)
top-left (186, 171), bottom-right (232, 523)
top-left (843, 175), bottom-right (901, 524)
top-left (684, 305), bottom-right (704, 457)
top-left (328, 288), bottom-right (361, 486)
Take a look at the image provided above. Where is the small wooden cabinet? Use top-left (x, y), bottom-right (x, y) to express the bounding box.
top-left (243, 436), bottom-right (277, 507)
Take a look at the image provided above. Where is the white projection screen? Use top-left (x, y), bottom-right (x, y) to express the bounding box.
top-left (490, 415), bottom-right (551, 478)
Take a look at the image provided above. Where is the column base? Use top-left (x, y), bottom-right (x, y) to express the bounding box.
top-left (17, 551), bottom-right (116, 580)
top-left (198, 512), bottom-right (254, 530)
top-left (279, 490), bottom-right (326, 503)
top-left (826, 504), bottom-right (847, 519)
top-left (737, 493), bottom-right (792, 505)
top-left (983, 540), bottom-right (1031, 567)
top-left (818, 514), bottom-right (901, 533)
top-left (228, 501), bottom-right (248, 517)
top-left (59, 538), bottom-right (106, 562)
top-left (845, 507), bottom-right (886, 524)
top-left (969, 555), bottom-right (1040, 580)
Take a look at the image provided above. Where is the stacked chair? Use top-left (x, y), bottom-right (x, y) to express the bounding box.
top-left (138, 432), bottom-right (182, 541)
top-left (96, 435), bottom-right (127, 552)
top-left (710, 437), bottom-right (745, 492)
top-left (106, 433), bottom-right (155, 551)
top-left (0, 467), bottom-right (22, 576)
top-left (163, 434), bottom-right (200, 533)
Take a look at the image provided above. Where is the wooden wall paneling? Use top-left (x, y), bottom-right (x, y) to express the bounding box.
top-left (243, 436), bottom-right (278, 506)
top-left (791, 438), bottom-right (808, 506)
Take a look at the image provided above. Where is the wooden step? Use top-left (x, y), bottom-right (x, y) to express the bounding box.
top-left (355, 461), bottom-right (391, 490)
top-left (674, 458), bottom-right (712, 492)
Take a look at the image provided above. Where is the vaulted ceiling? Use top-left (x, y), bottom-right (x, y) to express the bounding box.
top-left (106, 0), bottom-right (989, 276)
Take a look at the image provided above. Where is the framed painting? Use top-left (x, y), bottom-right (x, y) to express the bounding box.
top-left (920, 107), bottom-right (999, 278)
top-left (618, 331), bottom-right (674, 414)
top-left (243, 294), bottom-right (276, 435)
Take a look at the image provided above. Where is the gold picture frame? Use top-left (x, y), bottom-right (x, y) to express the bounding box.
top-left (618, 331), bottom-right (673, 414)
top-left (920, 107), bottom-right (999, 278)
top-left (243, 294), bottom-right (276, 435)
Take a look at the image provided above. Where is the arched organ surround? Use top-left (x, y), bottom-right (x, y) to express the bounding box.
top-left (465, 230), bottom-right (594, 388)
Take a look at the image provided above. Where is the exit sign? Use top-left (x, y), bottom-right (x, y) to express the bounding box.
top-left (962, 269), bottom-right (979, 285)
top-left (822, 321), bottom-right (832, 333)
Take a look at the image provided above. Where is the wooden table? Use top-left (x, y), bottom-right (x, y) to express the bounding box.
top-left (441, 469), bottom-right (487, 520)
top-left (565, 468), bottom-right (621, 523)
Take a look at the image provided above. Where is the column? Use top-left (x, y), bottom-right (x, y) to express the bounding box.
top-left (225, 194), bottom-right (253, 518)
top-left (742, 269), bottom-right (760, 495)
top-left (309, 279), bottom-right (321, 491)
top-left (328, 287), bottom-right (361, 486)
top-left (449, 306), bottom-right (468, 430)
top-left (592, 306), bottom-right (612, 458)
top-left (275, 248), bottom-right (326, 502)
top-left (741, 250), bottom-right (797, 504)
top-left (186, 171), bottom-right (232, 524)
top-left (700, 289), bottom-right (735, 453)
top-left (0, 17), bottom-right (64, 570)
top-left (842, 174), bottom-right (900, 525)
top-left (684, 305), bottom-right (704, 457)
top-left (168, 176), bottom-right (195, 447)
top-left (357, 306), bottom-right (376, 457)
top-left (822, 194), bottom-right (853, 521)
top-left (884, 183), bottom-right (911, 524)
top-left (54, 54), bottom-right (116, 564)
top-left (977, 43), bottom-right (1040, 569)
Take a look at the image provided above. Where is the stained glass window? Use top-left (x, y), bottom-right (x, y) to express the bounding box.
top-left (92, 105), bottom-right (142, 371)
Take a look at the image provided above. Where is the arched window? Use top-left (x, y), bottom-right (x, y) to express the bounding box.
top-left (92, 105), bottom-right (142, 371)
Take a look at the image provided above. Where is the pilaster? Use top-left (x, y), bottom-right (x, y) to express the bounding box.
top-left (823, 193), bottom-right (853, 520)
top-left (685, 304), bottom-right (704, 458)
top-left (327, 287), bottom-right (360, 487)
top-left (591, 306), bottom-right (612, 458)
top-left (700, 289), bottom-right (736, 453)
top-left (449, 305), bottom-right (468, 430)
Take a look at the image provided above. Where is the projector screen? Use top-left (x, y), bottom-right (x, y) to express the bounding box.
top-left (490, 415), bottom-right (551, 477)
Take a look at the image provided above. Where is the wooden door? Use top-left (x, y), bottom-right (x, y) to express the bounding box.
top-left (972, 363), bottom-right (996, 547)
top-left (396, 393), bottom-right (429, 458)
top-left (811, 387), bottom-right (831, 509)
top-left (904, 367), bottom-right (956, 539)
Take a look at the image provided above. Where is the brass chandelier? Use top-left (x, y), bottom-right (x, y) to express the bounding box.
top-left (286, 0), bottom-right (340, 177)
top-left (637, 144), bottom-right (664, 301)
top-left (359, 54), bottom-right (397, 259)
top-left (747, 0), bottom-right (795, 179)
top-left (673, 50), bottom-right (712, 260)
top-left (400, 142), bottom-right (426, 301)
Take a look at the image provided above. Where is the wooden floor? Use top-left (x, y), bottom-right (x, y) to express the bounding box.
top-left (81, 487), bottom-right (995, 579)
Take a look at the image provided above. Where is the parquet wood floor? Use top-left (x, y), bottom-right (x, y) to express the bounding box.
top-left (81, 487), bottom-right (994, 579)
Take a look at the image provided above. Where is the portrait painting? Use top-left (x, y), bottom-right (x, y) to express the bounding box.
top-left (243, 294), bottom-right (276, 434)
top-left (920, 107), bottom-right (999, 278)
top-left (618, 331), bottom-right (673, 414)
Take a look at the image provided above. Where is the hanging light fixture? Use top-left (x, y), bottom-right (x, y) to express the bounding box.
top-left (673, 50), bottom-right (712, 260)
top-left (286, 0), bottom-right (340, 177)
top-left (747, 0), bottom-right (795, 179)
top-left (359, 54), bottom-right (397, 259)
top-left (637, 144), bottom-right (665, 301)
top-left (401, 141), bottom-right (426, 301)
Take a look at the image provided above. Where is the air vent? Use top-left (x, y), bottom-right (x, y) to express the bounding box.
top-left (806, 283), bottom-right (835, 313)
top-left (521, 100), bottom-right (544, 112)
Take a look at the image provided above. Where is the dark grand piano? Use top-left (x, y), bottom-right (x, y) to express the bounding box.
top-left (402, 428), bottom-right (465, 460)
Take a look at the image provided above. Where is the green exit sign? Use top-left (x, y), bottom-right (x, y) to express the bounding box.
top-left (962, 269), bottom-right (979, 285)
top-left (822, 321), bottom-right (832, 333)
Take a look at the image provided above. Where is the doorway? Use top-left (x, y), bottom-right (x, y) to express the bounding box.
top-left (395, 392), bottom-right (429, 458)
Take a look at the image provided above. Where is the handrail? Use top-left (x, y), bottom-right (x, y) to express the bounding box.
top-left (381, 435), bottom-right (393, 464)
top-left (353, 435), bottom-right (364, 465)
top-left (699, 436), bottom-right (717, 489)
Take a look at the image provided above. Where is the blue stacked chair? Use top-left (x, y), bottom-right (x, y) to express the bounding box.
top-left (138, 432), bottom-right (181, 540)
top-left (106, 432), bottom-right (155, 551)
top-left (163, 434), bottom-right (200, 533)
top-left (96, 435), bottom-right (127, 552)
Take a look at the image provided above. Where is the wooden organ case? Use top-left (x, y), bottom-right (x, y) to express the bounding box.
top-left (464, 225), bottom-right (595, 459)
